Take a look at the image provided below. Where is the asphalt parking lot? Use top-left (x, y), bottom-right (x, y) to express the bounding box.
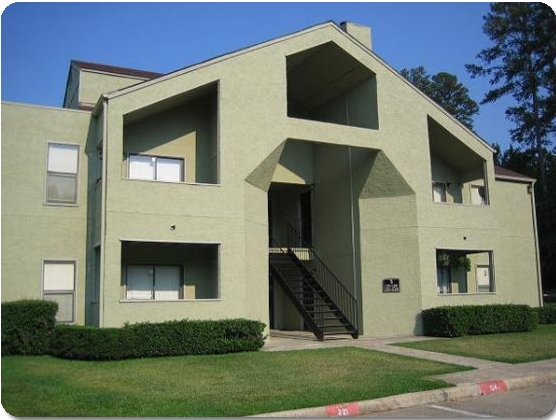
top-left (362, 382), bottom-right (556, 417)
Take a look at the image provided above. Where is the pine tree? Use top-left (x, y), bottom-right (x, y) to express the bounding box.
top-left (400, 66), bottom-right (479, 130)
top-left (466, 2), bottom-right (556, 200)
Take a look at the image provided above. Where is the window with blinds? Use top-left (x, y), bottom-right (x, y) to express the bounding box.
top-left (126, 265), bottom-right (181, 300)
top-left (43, 260), bottom-right (75, 323)
top-left (46, 143), bottom-right (79, 204)
top-left (128, 154), bottom-right (184, 183)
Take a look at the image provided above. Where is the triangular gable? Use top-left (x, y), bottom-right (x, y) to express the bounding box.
top-left (100, 20), bottom-right (494, 153)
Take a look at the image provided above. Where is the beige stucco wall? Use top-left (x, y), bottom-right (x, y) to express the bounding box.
top-left (1, 102), bottom-right (91, 324)
top-left (93, 23), bottom-right (540, 335)
top-left (2, 23), bottom-right (540, 336)
top-left (79, 70), bottom-right (150, 108)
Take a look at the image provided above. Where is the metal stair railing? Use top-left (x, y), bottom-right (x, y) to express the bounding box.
top-left (286, 223), bottom-right (358, 335)
top-left (269, 239), bottom-right (325, 340)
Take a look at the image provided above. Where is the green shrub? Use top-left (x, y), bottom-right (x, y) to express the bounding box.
top-left (50, 319), bottom-right (266, 360)
top-left (1, 300), bottom-right (58, 355)
top-left (422, 304), bottom-right (537, 337)
top-left (537, 305), bottom-right (556, 324)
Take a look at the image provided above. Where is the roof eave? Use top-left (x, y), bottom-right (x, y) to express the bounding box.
top-left (103, 21), bottom-right (337, 100)
top-left (100, 20), bottom-right (495, 154)
top-left (495, 174), bottom-right (535, 183)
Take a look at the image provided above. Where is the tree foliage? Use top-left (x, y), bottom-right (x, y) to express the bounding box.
top-left (468, 3), bottom-right (556, 292)
top-left (466, 3), bottom-right (556, 198)
top-left (400, 66), bottom-right (479, 130)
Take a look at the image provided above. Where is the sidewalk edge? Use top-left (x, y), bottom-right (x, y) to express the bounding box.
top-left (250, 372), bottom-right (556, 417)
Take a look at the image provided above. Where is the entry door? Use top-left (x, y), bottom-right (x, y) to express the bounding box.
top-left (476, 265), bottom-right (491, 292)
top-left (300, 191), bottom-right (312, 246)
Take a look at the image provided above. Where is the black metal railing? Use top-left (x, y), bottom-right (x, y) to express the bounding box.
top-left (269, 239), bottom-right (326, 340)
top-left (285, 224), bottom-right (358, 334)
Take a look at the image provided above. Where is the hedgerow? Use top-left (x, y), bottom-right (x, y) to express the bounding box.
top-left (1, 300), bottom-right (58, 355)
top-left (50, 318), bottom-right (266, 360)
top-left (421, 304), bottom-right (537, 337)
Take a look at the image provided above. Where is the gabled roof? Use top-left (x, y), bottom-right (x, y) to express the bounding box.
top-left (494, 165), bottom-right (535, 182)
top-left (71, 59), bottom-right (163, 80)
top-left (88, 21), bottom-right (494, 153)
top-left (103, 21), bottom-right (338, 100)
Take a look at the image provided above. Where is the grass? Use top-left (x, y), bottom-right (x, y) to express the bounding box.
top-left (396, 324), bottom-right (556, 364)
top-left (1, 347), bottom-right (469, 417)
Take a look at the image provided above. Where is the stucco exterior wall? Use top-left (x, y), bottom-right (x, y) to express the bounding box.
top-left (79, 70), bottom-right (150, 108)
top-left (92, 23), bottom-right (540, 334)
top-left (1, 102), bottom-right (91, 324)
top-left (1, 22), bottom-right (541, 337)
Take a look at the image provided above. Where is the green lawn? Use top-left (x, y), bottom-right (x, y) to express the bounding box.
top-left (1, 347), bottom-right (469, 417)
top-left (396, 325), bottom-right (556, 364)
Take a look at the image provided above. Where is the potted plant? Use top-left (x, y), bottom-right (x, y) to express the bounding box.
top-left (437, 253), bottom-right (450, 267)
top-left (455, 256), bottom-right (472, 272)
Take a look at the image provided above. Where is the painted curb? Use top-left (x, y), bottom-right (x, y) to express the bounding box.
top-left (250, 372), bottom-right (556, 417)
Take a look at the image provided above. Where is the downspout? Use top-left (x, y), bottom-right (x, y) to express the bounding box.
top-left (99, 96), bottom-right (109, 327)
top-left (347, 146), bottom-right (358, 330)
top-left (529, 180), bottom-right (543, 307)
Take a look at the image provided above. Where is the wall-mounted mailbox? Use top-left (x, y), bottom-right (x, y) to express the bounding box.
top-left (382, 278), bottom-right (400, 293)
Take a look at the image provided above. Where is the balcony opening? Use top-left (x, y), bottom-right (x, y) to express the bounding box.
top-left (428, 117), bottom-right (488, 205)
top-left (121, 241), bottom-right (219, 301)
top-left (286, 42), bottom-right (378, 129)
top-left (123, 82), bottom-right (218, 185)
top-left (436, 249), bottom-right (494, 294)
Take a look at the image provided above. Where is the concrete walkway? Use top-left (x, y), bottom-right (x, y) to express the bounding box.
top-left (254, 331), bottom-right (556, 417)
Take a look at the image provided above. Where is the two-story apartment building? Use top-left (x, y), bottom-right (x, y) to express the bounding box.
top-left (2, 21), bottom-right (543, 338)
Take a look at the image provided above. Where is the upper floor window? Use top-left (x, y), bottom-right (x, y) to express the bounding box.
top-left (46, 143), bottom-right (79, 205)
top-left (471, 185), bottom-right (487, 205)
top-left (432, 182), bottom-right (447, 203)
top-left (128, 154), bottom-right (184, 183)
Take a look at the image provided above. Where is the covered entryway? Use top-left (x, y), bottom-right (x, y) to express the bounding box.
top-left (245, 136), bottom-right (414, 339)
top-left (266, 140), bottom-right (363, 339)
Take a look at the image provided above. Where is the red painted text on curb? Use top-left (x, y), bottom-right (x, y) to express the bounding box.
top-left (478, 380), bottom-right (508, 395)
top-left (325, 402), bottom-right (361, 417)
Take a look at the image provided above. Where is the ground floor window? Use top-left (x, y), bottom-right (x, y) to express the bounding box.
top-left (43, 260), bottom-right (75, 322)
top-left (126, 265), bottom-right (181, 300)
top-left (436, 249), bottom-right (494, 294)
top-left (121, 241), bottom-right (219, 301)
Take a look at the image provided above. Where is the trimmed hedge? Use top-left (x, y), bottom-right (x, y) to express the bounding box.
top-left (1, 300), bottom-right (58, 355)
top-left (537, 305), bottom-right (556, 324)
top-left (50, 318), bottom-right (266, 360)
top-left (422, 304), bottom-right (538, 337)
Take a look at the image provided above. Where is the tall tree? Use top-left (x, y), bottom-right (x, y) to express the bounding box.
top-left (400, 66), bottom-right (479, 130)
top-left (466, 2), bottom-right (556, 200)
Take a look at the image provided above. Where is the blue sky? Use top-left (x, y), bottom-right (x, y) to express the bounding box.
top-left (2, 2), bottom-right (516, 149)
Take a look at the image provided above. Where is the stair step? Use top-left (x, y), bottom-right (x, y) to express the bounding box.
top-left (270, 250), bottom-right (358, 342)
top-left (322, 330), bottom-right (357, 336)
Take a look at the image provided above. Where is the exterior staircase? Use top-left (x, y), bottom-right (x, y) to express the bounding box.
top-left (269, 225), bottom-right (358, 341)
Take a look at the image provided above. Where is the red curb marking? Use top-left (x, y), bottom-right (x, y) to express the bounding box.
top-left (325, 402), bottom-right (361, 417)
top-left (478, 380), bottom-right (508, 395)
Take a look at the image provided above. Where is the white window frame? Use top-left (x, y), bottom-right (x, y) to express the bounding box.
top-left (125, 264), bottom-right (183, 301)
top-left (45, 142), bottom-right (80, 205)
top-left (127, 154), bottom-right (185, 183)
top-left (42, 260), bottom-right (76, 323)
